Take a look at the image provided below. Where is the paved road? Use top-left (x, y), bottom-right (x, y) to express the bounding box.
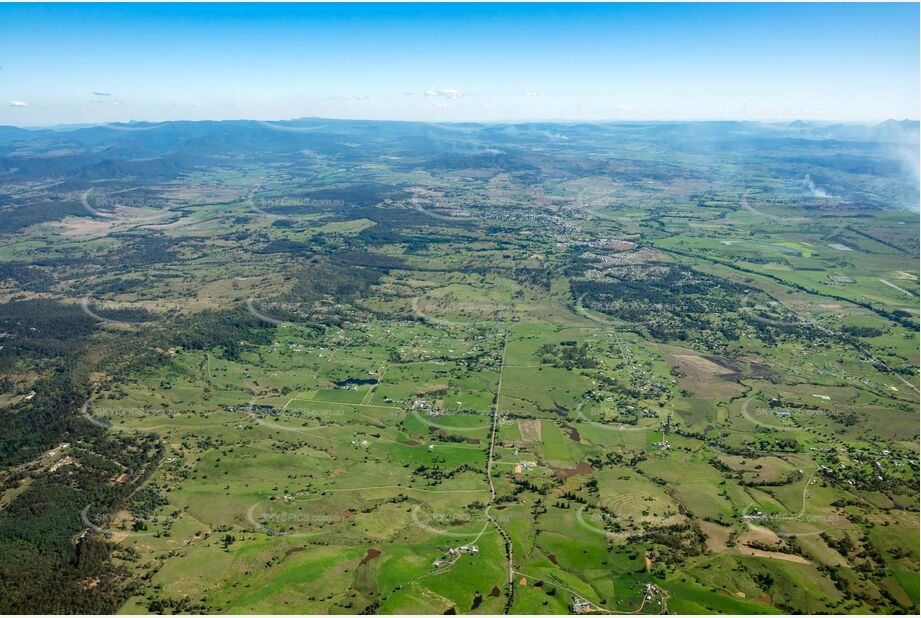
top-left (484, 332), bottom-right (515, 613)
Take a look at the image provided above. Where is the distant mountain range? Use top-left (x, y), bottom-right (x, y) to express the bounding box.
top-left (0, 119), bottom-right (916, 210)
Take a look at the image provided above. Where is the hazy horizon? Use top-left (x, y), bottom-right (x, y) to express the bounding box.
top-left (5, 116), bottom-right (920, 132)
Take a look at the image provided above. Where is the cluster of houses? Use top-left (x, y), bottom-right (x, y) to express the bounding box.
top-left (569, 582), bottom-right (660, 614)
top-left (513, 460), bottom-right (537, 474)
top-left (411, 397), bottom-right (441, 416)
top-left (569, 598), bottom-right (593, 613)
top-left (432, 544), bottom-right (479, 569)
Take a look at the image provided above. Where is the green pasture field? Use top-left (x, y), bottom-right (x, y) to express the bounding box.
top-left (5, 146), bottom-right (916, 615)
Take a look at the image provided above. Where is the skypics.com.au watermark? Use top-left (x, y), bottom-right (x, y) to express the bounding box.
top-left (81, 504), bottom-right (181, 538)
top-left (740, 397), bottom-right (842, 431)
top-left (248, 193), bottom-right (344, 222)
top-left (81, 400), bottom-right (205, 430)
top-left (410, 295), bottom-right (509, 328)
top-left (80, 188), bottom-right (177, 220)
top-left (740, 505), bottom-right (845, 538)
top-left (245, 298), bottom-right (329, 328)
top-left (80, 294), bottom-right (173, 327)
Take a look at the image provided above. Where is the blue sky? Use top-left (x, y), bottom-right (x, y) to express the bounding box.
top-left (1, 3), bottom-right (918, 126)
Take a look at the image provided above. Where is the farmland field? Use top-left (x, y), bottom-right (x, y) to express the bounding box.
top-left (0, 118), bottom-right (918, 615)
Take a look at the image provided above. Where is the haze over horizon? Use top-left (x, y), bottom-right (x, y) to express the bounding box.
top-left (5, 116), bottom-right (921, 132)
top-left (1, 3), bottom-right (919, 127)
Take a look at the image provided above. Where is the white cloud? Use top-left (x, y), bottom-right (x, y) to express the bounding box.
top-left (8, 100), bottom-right (27, 108)
top-left (524, 91), bottom-right (539, 97)
top-left (424, 88), bottom-right (466, 99)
